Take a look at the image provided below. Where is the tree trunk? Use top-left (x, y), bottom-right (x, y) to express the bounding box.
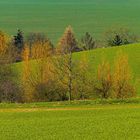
top-left (68, 52), bottom-right (72, 101)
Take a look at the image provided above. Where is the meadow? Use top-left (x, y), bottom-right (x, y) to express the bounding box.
top-left (1, 0), bottom-right (140, 42)
top-left (0, 101), bottom-right (139, 140)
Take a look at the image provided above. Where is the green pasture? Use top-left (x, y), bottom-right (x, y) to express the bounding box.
top-left (0, 101), bottom-right (139, 140)
top-left (1, 0), bottom-right (140, 42)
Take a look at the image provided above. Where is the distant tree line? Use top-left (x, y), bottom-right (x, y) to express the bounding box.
top-left (11, 27), bottom-right (138, 62)
top-left (0, 26), bottom-right (137, 103)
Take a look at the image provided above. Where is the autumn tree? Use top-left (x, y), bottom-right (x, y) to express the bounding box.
top-left (55, 26), bottom-right (79, 101)
top-left (73, 54), bottom-right (93, 100)
top-left (26, 32), bottom-right (54, 57)
top-left (22, 40), bottom-right (57, 102)
top-left (0, 31), bottom-right (22, 102)
top-left (94, 60), bottom-right (112, 99)
top-left (0, 31), bottom-right (9, 53)
top-left (113, 51), bottom-right (135, 99)
top-left (22, 46), bottom-right (32, 101)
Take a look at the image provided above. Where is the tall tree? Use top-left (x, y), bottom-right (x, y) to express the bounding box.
top-left (22, 46), bottom-right (32, 101)
top-left (0, 31), bottom-right (22, 102)
top-left (22, 41), bottom-right (55, 102)
top-left (113, 51), bottom-right (135, 99)
top-left (58, 26), bottom-right (79, 53)
top-left (55, 26), bottom-right (78, 101)
top-left (0, 31), bottom-right (9, 54)
top-left (73, 54), bottom-right (92, 100)
top-left (95, 60), bottom-right (112, 99)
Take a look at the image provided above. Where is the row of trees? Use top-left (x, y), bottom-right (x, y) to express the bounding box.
top-left (0, 26), bottom-right (136, 102)
top-left (95, 53), bottom-right (135, 99)
top-left (13, 26), bottom-right (138, 61)
top-left (104, 27), bottom-right (138, 46)
top-left (21, 26), bottom-right (135, 102)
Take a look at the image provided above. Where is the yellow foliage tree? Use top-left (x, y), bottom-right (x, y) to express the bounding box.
top-left (31, 41), bottom-right (54, 85)
top-left (0, 31), bottom-right (9, 54)
top-left (73, 53), bottom-right (92, 100)
top-left (22, 45), bottom-right (33, 101)
top-left (113, 51), bottom-right (135, 99)
top-left (95, 59), bottom-right (112, 99)
top-left (54, 26), bottom-right (78, 101)
top-left (22, 40), bottom-right (55, 102)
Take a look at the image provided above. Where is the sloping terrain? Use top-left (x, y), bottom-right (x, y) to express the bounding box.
top-left (14, 43), bottom-right (140, 94)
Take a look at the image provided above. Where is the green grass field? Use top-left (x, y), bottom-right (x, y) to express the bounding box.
top-left (0, 101), bottom-right (139, 140)
top-left (1, 0), bottom-right (140, 42)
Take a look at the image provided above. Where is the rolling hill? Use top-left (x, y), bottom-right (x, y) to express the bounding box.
top-left (14, 43), bottom-right (140, 95)
top-left (75, 43), bottom-right (140, 94)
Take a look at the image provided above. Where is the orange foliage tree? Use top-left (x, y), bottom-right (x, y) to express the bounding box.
top-left (22, 40), bottom-right (55, 102)
top-left (113, 51), bottom-right (135, 99)
top-left (55, 26), bottom-right (78, 101)
top-left (95, 60), bottom-right (112, 99)
top-left (73, 53), bottom-right (92, 100)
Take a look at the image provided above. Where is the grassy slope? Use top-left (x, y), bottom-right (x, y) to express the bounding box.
top-left (1, 0), bottom-right (140, 42)
top-left (14, 43), bottom-right (140, 95)
top-left (0, 103), bottom-right (139, 140)
top-left (74, 43), bottom-right (140, 94)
